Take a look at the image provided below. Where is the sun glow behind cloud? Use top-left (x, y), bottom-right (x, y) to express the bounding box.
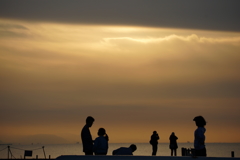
top-left (0, 19), bottom-right (240, 143)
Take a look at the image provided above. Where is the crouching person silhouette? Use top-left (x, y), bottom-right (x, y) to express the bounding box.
top-left (112, 144), bottom-right (137, 155)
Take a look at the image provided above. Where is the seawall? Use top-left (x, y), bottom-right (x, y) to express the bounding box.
top-left (56, 155), bottom-right (240, 160)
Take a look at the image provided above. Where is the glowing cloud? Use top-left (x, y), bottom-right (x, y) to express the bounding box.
top-left (0, 19), bottom-right (240, 143)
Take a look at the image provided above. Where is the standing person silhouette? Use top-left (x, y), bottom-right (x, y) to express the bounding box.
top-left (81, 116), bottom-right (95, 155)
top-left (149, 131), bottom-right (159, 156)
top-left (93, 128), bottom-right (109, 155)
top-left (169, 132), bottom-right (178, 156)
top-left (193, 116), bottom-right (207, 157)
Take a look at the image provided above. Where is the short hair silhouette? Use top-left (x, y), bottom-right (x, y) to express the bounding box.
top-left (130, 144), bottom-right (137, 152)
top-left (193, 116), bottom-right (206, 127)
top-left (98, 128), bottom-right (106, 136)
top-left (86, 116), bottom-right (95, 123)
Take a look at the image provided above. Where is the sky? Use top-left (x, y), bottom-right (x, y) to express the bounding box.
top-left (0, 0), bottom-right (240, 144)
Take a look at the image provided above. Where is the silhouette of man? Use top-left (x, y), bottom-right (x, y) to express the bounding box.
top-left (112, 144), bottom-right (137, 155)
top-left (81, 116), bottom-right (95, 155)
top-left (150, 131), bottom-right (159, 156)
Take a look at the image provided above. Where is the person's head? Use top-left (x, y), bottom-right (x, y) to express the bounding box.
top-left (171, 132), bottom-right (175, 135)
top-left (98, 128), bottom-right (106, 136)
top-left (153, 131), bottom-right (157, 134)
top-left (193, 116), bottom-right (206, 127)
top-left (129, 144), bottom-right (137, 152)
top-left (86, 116), bottom-right (95, 127)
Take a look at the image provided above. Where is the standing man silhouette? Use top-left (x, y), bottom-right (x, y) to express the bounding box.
top-left (150, 131), bottom-right (159, 156)
top-left (81, 116), bottom-right (95, 155)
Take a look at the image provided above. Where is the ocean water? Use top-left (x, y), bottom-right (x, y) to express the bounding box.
top-left (0, 143), bottom-right (239, 159)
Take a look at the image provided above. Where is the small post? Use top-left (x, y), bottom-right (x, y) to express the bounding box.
top-left (191, 149), bottom-right (196, 157)
top-left (231, 151), bottom-right (234, 158)
top-left (36, 155), bottom-right (38, 159)
top-left (42, 146), bottom-right (46, 159)
top-left (181, 147), bottom-right (186, 156)
top-left (187, 148), bottom-right (190, 156)
top-left (49, 155), bottom-right (51, 159)
top-left (7, 146), bottom-right (10, 159)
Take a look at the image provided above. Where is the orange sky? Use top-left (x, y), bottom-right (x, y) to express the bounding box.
top-left (0, 19), bottom-right (240, 144)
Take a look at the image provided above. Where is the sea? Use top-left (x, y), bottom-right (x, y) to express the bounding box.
top-left (0, 143), bottom-right (239, 159)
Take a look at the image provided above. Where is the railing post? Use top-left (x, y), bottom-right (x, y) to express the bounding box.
top-left (42, 146), bottom-right (46, 159)
top-left (7, 146), bottom-right (10, 159)
top-left (231, 151), bottom-right (234, 158)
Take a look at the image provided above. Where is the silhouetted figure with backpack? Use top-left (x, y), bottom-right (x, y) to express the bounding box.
top-left (149, 131), bottom-right (159, 156)
top-left (81, 116), bottom-right (95, 155)
top-left (169, 132), bottom-right (178, 156)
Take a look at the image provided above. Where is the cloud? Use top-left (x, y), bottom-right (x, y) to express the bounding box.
top-left (0, 21), bottom-right (240, 142)
top-left (0, 22), bottom-right (30, 38)
top-left (103, 34), bottom-right (240, 44)
top-left (0, 0), bottom-right (240, 31)
top-left (0, 23), bottom-right (28, 30)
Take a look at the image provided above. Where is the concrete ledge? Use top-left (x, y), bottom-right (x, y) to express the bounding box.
top-left (56, 155), bottom-right (240, 160)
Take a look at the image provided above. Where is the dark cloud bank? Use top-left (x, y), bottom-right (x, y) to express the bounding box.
top-left (0, 0), bottom-right (240, 32)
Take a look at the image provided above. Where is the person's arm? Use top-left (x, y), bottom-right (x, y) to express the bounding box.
top-left (93, 138), bottom-right (99, 152)
top-left (195, 128), bottom-right (205, 145)
top-left (81, 127), bottom-right (93, 144)
top-left (112, 149), bottom-right (118, 155)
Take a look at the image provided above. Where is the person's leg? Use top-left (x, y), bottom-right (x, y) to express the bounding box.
top-left (200, 148), bottom-right (207, 157)
top-left (95, 153), bottom-right (106, 155)
top-left (174, 149), bottom-right (177, 156)
top-left (155, 145), bottom-right (158, 155)
top-left (152, 145), bottom-right (154, 155)
top-left (171, 149), bottom-right (173, 156)
top-left (84, 151), bottom-right (93, 155)
top-left (152, 145), bottom-right (157, 156)
top-left (195, 149), bottom-right (199, 156)
top-left (195, 148), bottom-right (206, 157)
